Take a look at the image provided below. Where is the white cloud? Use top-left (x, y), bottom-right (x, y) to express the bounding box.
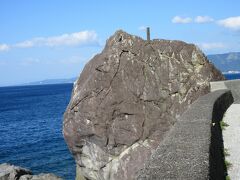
top-left (138, 26), bottom-right (147, 31)
top-left (15, 30), bottom-right (99, 48)
top-left (15, 41), bottom-right (34, 48)
top-left (172, 16), bottom-right (192, 24)
top-left (194, 16), bottom-right (214, 23)
top-left (198, 42), bottom-right (226, 50)
top-left (0, 44), bottom-right (10, 51)
top-left (218, 16), bottom-right (240, 30)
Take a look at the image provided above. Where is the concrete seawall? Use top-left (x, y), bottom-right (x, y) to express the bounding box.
top-left (211, 79), bottom-right (240, 179)
top-left (210, 90), bottom-right (233, 179)
top-left (137, 89), bottom-right (233, 179)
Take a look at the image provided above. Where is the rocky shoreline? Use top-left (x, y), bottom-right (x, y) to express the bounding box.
top-left (0, 163), bottom-right (62, 180)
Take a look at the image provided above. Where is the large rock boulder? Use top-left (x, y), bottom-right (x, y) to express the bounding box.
top-left (63, 30), bottom-right (224, 180)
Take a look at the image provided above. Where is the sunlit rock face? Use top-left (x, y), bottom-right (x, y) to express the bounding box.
top-left (63, 30), bottom-right (224, 180)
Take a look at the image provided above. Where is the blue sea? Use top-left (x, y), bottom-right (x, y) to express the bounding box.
top-left (224, 73), bottom-right (240, 80)
top-left (0, 83), bottom-right (75, 180)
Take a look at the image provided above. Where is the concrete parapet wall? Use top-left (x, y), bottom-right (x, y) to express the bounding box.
top-left (137, 90), bottom-right (233, 180)
top-left (210, 90), bottom-right (233, 179)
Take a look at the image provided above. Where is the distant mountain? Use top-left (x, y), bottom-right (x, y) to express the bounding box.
top-left (207, 52), bottom-right (240, 73)
top-left (22, 77), bottom-right (77, 86)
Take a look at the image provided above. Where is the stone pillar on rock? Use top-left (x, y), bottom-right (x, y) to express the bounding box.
top-left (147, 27), bottom-right (150, 42)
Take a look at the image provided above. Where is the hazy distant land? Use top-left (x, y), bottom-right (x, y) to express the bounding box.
top-left (207, 52), bottom-right (240, 72)
top-left (21, 77), bottom-right (77, 86)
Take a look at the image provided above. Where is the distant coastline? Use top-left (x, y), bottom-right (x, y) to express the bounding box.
top-left (1, 71), bottom-right (240, 88)
top-left (21, 77), bottom-right (77, 86)
top-left (222, 71), bottom-right (240, 74)
top-left (0, 77), bottom-right (77, 88)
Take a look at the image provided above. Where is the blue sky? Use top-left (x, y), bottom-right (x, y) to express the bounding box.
top-left (0, 0), bottom-right (240, 86)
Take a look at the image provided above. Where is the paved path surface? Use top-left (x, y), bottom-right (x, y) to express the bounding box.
top-left (211, 79), bottom-right (240, 180)
top-left (222, 104), bottom-right (240, 179)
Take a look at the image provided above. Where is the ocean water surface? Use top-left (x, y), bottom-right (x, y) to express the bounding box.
top-left (224, 73), bottom-right (240, 80)
top-left (0, 83), bottom-right (75, 179)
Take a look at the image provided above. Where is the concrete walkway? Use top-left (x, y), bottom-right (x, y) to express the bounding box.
top-left (222, 104), bottom-right (240, 179)
top-left (211, 79), bottom-right (240, 180)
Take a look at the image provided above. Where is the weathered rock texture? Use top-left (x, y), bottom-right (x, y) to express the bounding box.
top-left (63, 30), bottom-right (224, 180)
top-left (0, 163), bottom-right (62, 180)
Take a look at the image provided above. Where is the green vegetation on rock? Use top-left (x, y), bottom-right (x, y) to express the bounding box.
top-left (220, 120), bottom-right (229, 130)
top-left (226, 175), bottom-right (231, 180)
top-left (224, 148), bottom-right (230, 157)
top-left (225, 159), bottom-right (232, 169)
